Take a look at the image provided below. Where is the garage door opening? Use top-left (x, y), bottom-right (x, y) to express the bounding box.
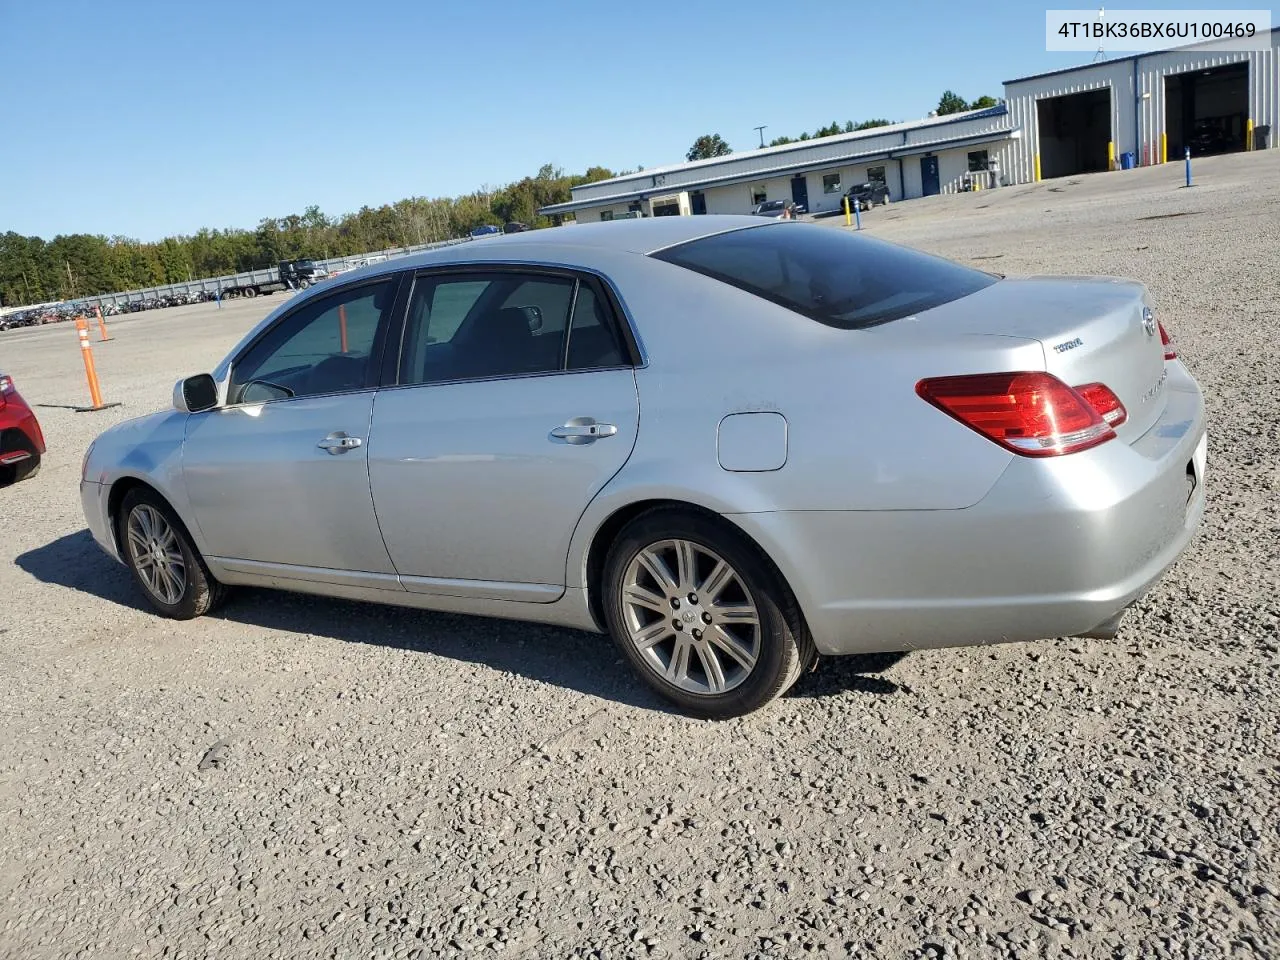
top-left (1036, 89), bottom-right (1112, 179)
top-left (1165, 62), bottom-right (1249, 158)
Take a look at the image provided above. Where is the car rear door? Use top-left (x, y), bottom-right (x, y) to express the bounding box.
top-left (366, 268), bottom-right (640, 601)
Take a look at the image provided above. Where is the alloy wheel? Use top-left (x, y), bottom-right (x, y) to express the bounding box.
top-left (126, 504), bottom-right (187, 605)
top-left (620, 539), bottom-right (762, 696)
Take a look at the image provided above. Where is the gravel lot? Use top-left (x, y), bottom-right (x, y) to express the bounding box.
top-left (2, 150), bottom-right (1278, 959)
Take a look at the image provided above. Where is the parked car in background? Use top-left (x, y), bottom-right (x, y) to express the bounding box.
top-left (0, 373), bottom-right (46, 484)
top-left (846, 181), bottom-right (890, 210)
top-left (503, 222), bottom-right (530, 234)
top-left (751, 200), bottom-right (806, 218)
top-left (81, 216), bottom-right (1205, 718)
top-left (1188, 118), bottom-right (1231, 156)
top-left (470, 225), bottom-right (502, 238)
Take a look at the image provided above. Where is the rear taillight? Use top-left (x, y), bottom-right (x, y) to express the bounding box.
top-left (916, 372), bottom-right (1116, 457)
top-left (0, 375), bottom-right (11, 407)
top-left (1074, 382), bottom-right (1128, 427)
top-left (1158, 321), bottom-right (1177, 361)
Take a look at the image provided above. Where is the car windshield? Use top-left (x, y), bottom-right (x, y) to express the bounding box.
top-left (652, 223), bottom-right (998, 330)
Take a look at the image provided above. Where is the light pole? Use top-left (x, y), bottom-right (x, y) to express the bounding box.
top-left (754, 125), bottom-right (767, 148)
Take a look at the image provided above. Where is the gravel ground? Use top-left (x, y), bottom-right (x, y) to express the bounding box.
top-left (1, 150), bottom-right (1278, 959)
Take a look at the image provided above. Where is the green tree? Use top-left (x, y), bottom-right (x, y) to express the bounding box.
top-left (686, 134), bottom-right (732, 161)
top-left (936, 90), bottom-right (969, 115)
top-left (855, 118), bottom-right (891, 130)
top-left (971, 95), bottom-right (999, 109)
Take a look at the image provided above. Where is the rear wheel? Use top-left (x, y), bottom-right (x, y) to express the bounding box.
top-left (243, 286), bottom-right (258, 299)
top-left (602, 509), bottom-right (812, 718)
top-left (117, 488), bottom-right (226, 619)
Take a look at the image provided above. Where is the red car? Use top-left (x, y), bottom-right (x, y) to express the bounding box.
top-left (0, 373), bottom-right (45, 483)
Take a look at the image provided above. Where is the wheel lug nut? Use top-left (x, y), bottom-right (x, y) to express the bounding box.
top-left (672, 619), bottom-right (683, 631)
top-left (688, 593), bottom-right (698, 603)
top-left (692, 629), bottom-right (702, 640)
top-left (671, 597), bottom-right (680, 609)
top-left (702, 612), bottom-right (712, 624)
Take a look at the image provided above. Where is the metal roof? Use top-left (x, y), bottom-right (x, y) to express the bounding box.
top-left (1005, 26), bottom-right (1279, 85)
top-left (539, 126), bottom-right (1016, 216)
top-left (577, 106), bottom-right (1010, 192)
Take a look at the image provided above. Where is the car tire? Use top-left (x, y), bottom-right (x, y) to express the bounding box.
top-left (602, 508), bottom-right (814, 719)
top-left (117, 487), bottom-right (227, 620)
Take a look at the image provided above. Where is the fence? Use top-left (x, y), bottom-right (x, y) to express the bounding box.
top-left (62, 237), bottom-right (476, 312)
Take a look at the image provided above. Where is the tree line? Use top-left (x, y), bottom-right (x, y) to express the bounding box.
top-left (0, 164), bottom-right (618, 308)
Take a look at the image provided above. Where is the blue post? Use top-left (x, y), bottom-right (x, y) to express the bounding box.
top-left (1184, 147), bottom-right (1192, 187)
top-left (216, 289), bottom-right (222, 309)
top-left (854, 200), bottom-right (862, 231)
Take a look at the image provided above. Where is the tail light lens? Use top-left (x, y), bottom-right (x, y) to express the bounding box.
top-left (1158, 321), bottom-right (1177, 361)
top-left (0, 375), bottom-right (11, 407)
top-left (916, 372), bottom-right (1116, 457)
top-left (1074, 382), bottom-right (1128, 427)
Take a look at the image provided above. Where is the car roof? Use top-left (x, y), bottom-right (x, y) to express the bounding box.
top-left (356, 216), bottom-right (770, 281)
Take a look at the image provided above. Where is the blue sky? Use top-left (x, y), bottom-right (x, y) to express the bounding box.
top-left (0, 0), bottom-right (1250, 240)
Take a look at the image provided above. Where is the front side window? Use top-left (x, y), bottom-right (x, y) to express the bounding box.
top-left (822, 173), bottom-right (842, 194)
top-left (229, 279), bottom-right (396, 404)
top-left (652, 223), bottom-right (997, 330)
top-left (400, 273), bottom-right (575, 385)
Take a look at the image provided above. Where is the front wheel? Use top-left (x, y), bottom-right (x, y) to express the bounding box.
top-left (118, 488), bottom-right (226, 619)
top-left (602, 509), bottom-right (813, 719)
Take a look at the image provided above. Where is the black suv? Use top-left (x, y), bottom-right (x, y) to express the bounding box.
top-left (846, 182), bottom-right (890, 210)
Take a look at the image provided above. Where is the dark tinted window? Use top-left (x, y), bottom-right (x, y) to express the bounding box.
top-left (400, 273), bottom-right (572, 385)
top-left (230, 279), bottom-right (395, 404)
top-left (566, 284), bottom-right (625, 370)
top-left (653, 223), bottom-right (997, 329)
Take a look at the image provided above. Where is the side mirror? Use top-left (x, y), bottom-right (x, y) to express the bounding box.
top-left (173, 373), bottom-right (219, 413)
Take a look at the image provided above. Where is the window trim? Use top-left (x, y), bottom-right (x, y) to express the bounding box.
top-left (387, 263), bottom-right (644, 390)
top-left (222, 273), bottom-right (410, 409)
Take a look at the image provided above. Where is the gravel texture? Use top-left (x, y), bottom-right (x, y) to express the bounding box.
top-left (1, 150), bottom-right (1278, 959)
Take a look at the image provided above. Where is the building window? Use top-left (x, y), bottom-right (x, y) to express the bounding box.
top-left (822, 173), bottom-right (842, 194)
top-left (750, 185), bottom-right (767, 205)
top-left (600, 210), bottom-right (614, 222)
top-left (967, 150), bottom-right (989, 172)
top-left (867, 165), bottom-right (886, 185)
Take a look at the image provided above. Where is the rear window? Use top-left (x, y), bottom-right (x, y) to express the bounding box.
top-left (652, 223), bottom-right (997, 329)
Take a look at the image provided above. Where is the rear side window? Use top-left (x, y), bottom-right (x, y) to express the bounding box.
top-left (652, 223), bottom-right (997, 329)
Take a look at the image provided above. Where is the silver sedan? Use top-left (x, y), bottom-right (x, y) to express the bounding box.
top-left (80, 216), bottom-right (1207, 717)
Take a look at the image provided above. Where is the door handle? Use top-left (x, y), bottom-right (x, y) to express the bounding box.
top-left (317, 432), bottom-right (363, 454)
top-left (550, 418), bottom-right (618, 445)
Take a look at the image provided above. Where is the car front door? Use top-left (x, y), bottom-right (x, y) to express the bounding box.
top-left (182, 276), bottom-right (406, 587)
top-left (367, 269), bottom-right (640, 601)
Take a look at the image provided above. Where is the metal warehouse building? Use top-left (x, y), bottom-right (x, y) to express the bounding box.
top-left (541, 28), bottom-right (1278, 224)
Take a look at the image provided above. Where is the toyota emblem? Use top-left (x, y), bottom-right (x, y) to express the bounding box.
top-left (1142, 307), bottom-right (1157, 337)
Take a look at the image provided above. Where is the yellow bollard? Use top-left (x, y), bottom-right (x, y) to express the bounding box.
top-left (1246, 118), bottom-right (1254, 151)
top-left (1161, 133), bottom-right (1167, 164)
top-left (1034, 154), bottom-right (1041, 181)
top-left (1107, 141), bottom-right (1116, 171)
top-left (843, 196), bottom-right (851, 226)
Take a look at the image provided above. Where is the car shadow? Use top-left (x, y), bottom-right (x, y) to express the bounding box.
top-left (17, 530), bottom-right (907, 712)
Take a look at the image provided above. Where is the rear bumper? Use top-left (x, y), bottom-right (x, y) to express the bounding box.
top-left (0, 403), bottom-right (46, 456)
top-left (733, 361), bottom-right (1207, 656)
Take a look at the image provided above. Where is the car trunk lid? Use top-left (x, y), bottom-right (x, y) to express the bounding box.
top-left (905, 276), bottom-right (1169, 442)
